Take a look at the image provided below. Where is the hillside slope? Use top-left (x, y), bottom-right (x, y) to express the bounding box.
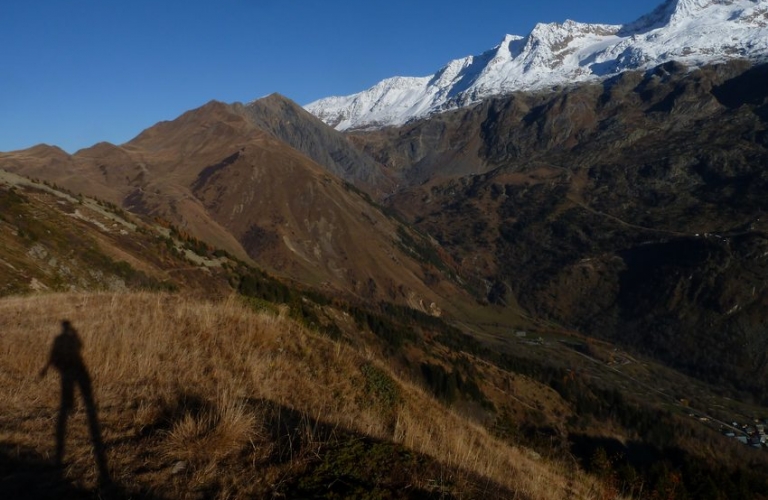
top-left (355, 59), bottom-right (768, 401)
top-left (239, 94), bottom-right (394, 195)
top-left (0, 101), bottom-right (466, 314)
top-left (0, 169), bottom-right (238, 297)
top-left (0, 292), bottom-right (604, 500)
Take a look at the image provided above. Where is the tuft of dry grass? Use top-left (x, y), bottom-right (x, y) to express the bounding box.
top-left (161, 392), bottom-right (255, 465)
top-left (0, 291), bottom-right (621, 499)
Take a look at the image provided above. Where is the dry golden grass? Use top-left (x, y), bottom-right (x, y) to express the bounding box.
top-left (160, 393), bottom-right (255, 467)
top-left (0, 291), bottom-right (619, 499)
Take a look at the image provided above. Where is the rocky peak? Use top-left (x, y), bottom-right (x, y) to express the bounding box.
top-left (305, 0), bottom-right (768, 131)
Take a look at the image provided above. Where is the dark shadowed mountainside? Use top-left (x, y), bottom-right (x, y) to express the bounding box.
top-left (351, 59), bottom-right (768, 401)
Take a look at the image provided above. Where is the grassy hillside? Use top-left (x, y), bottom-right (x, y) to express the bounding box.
top-left (0, 292), bottom-right (607, 499)
top-left (0, 169), bottom-right (239, 297)
top-left (3, 168), bottom-right (768, 499)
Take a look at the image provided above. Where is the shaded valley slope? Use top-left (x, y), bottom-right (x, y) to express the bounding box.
top-left (354, 59), bottom-right (768, 401)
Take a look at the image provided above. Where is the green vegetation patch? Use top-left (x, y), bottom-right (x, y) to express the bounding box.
top-left (237, 270), bottom-right (342, 339)
top-left (0, 186), bottom-right (29, 211)
top-left (79, 246), bottom-right (176, 291)
top-left (348, 305), bottom-right (417, 349)
top-left (360, 362), bottom-right (401, 411)
top-left (291, 437), bottom-right (441, 499)
top-left (420, 362), bottom-right (484, 405)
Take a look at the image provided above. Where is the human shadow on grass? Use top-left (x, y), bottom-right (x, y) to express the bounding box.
top-left (0, 443), bottom-right (163, 500)
top-left (38, 321), bottom-right (110, 489)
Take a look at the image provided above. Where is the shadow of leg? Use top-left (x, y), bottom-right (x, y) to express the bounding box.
top-left (78, 369), bottom-right (111, 484)
top-left (55, 374), bottom-right (74, 468)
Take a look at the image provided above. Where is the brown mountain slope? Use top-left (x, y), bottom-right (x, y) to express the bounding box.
top-left (0, 101), bottom-right (465, 311)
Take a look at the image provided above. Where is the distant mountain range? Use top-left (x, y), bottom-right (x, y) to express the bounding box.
top-left (2, 0), bottom-right (768, 414)
top-left (305, 0), bottom-right (768, 129)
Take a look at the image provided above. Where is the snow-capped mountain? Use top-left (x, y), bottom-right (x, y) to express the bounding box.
top-left (305, 0), bottom-right (768, 130)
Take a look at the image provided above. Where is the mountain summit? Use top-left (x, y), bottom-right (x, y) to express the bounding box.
top-left (306, 0), bottom-right (768, 130)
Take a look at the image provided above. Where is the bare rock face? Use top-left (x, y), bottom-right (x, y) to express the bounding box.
top-left (239, 94), bottom-right (394, 195)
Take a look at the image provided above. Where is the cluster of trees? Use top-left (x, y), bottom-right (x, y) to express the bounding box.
top-left (419, 362), bottom-right (484, 404)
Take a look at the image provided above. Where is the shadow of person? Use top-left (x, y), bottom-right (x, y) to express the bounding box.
top-left (0, 442), bottom-right (164, 500)
top-left (40, 320), bottom-right (110, 486)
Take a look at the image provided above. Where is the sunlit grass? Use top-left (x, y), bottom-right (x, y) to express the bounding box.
top-left (0, 291), bottom-right (619, 498)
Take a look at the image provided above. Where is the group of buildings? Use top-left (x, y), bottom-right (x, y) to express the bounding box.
top-left (722, 420), bottom-right (768, 449)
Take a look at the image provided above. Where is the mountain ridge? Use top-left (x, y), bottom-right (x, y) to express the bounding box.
top-left (305, 0), bottom-right (768, 130)
top-left (0, 98), bottom-right (470, 315)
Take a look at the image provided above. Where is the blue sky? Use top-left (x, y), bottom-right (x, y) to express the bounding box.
top-left (0, 0), bottom-right (663, 153)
